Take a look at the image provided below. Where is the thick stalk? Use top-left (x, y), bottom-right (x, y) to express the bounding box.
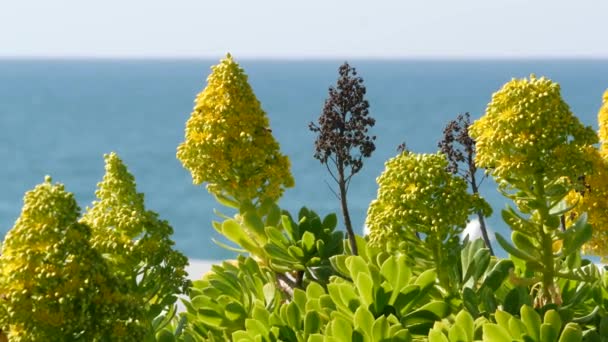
top-left (534, 174), bottom-right (556, 304)
top-left (432, 237), bottom-right (449, 290)
top-left (338, 168), bottom-right (358, 255)
top-left (469, 157), bottom-right (494, 255)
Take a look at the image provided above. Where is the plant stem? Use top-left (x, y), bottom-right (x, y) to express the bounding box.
top-left (534, 174), bottom-right (556, 304)
top-left (338, 163), bottom-right (358, 255)
top-left (469, 157), bottom-right (494, 255)
top-left (432, 237), bottom-right (449, 290)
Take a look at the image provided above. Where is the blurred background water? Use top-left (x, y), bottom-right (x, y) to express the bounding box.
top-left (1, 59), bottom-right (607, 260)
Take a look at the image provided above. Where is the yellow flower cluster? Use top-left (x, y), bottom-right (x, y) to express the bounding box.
top-left (81, 153), bottom-right (189, 315)
top-left (565, 148), bottom-right (608, 259)
top-left (0, 177), bottom-right (144, 341)
top-left (366, 152), bottom-right (490, 249)
top-left (565, 92), bottom-right (608, 259)
top-left (470, 75), bottom-right (597, 184)
top-left (600, 90), bottom-right (608, 156)
top-left (177, 54), bottom-right (294, 203)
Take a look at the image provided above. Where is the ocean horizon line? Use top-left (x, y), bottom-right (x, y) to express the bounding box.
top-left (2, 55), bottom-right (608, 62)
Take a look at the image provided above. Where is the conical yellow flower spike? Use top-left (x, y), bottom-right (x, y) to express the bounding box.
top-left (81, 153), bottom-right (189, 317)
top-left (0, 177), bottom-right (144, 341)
top-left (177, 54), bottom-right (294, 204)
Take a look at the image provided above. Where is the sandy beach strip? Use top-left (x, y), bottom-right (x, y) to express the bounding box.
top-left (186, 259), bottom-right (218, 281)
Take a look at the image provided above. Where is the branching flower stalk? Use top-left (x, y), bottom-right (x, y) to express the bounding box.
top-left (310, 62), bottom-right (376, 255)
top-left (439, 113), bottom-right (494, 255)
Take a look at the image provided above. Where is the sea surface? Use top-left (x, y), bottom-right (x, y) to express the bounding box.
top-left (1, 59), bottom-right (607, 260)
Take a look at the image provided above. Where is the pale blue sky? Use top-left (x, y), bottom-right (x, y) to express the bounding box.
top-left (1, 0), bottom-right (606, 58)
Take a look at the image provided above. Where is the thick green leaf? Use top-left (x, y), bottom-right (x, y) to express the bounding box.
top-left (301, 231), bottom-right (316, 254)
top-left (481, 259), bottom-right (514, 291)
top-left (561, 214), bottom-right (592, 257)
top-left (243, 211), bottom-right (266, 242)
top-left (304, 311), bottom-right (321, 337)
top-left (415, 268), bottom-right (438, 291)
top-left (495, 233), bottom-right (538, 262)
top-left (282, 214), bottom-right (299, 240)
top-left (265, 226), bottom-right (291, 248)
top-left (512, 231), bottom-right (540, 258)
top-left (455, 310), bottom-right (475, 341)
top-left (494, 310), bottom-right (513, 331)
top-left (265, 203), bottom-right (282, 227)
top-left (354, 306), bottom-right (374, 335)
top-left (224, 302), bottom-right (247, 322)
top-left (287, 245), bottom-right (305, 259)
top-left (462, 287), bottom-right (480, 318)
top-left (448, 324), bottom-right (469, 342)
top-left (521, 305), bottom-right (541, 342)
top-left (285, 302), bottom-right (301, 329)
top-left (263, 282), bottom-right (276, 307)
top-left (355, 273), bottom-right (374, 306)
top-left (346, 256), bottom-right (371, 281)
top-left (380, 255), bottom-right (411, 303)
top-left (482, 324), bottom-right (511, 342)
top-left (540, 323), bottom-right (558, 342)
top-left (429, 329), bottom-right (449, 342)
top-left (557, 323), bottom-right (582, 342)
top-left (307, 334), bottom-right (325, 342)
top-left (293, 288), bottom-right (307, 312)
top-left (222, 219), bottom-right (260, 253)
top-left (503, 288), bottom-right (522, 315)
top-left (508, 317), bottom-right (528, 340)
top-left (214, 193), bottom-right (240, 208)
top-left (306, 281), bottom-right (326, 299)
top-left (244, 318), bottom-right (269, 337)
top-left (331, 316), bottom-right (354, 341)
top-left (372, 316), bottom-right (390, 341)
top-left (323, 213), bottom-right (338, 230)
top-left (330, 255), bottom-right (351, 278)
top-left (156, 330), bottom-right (176, 342)
top-left (544, 310), bottom-right (562, 333)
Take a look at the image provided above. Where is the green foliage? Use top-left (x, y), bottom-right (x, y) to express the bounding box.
top-left (175, 256), bottom-right (283, 340)
top-left (228, 251), bottom-right (448, 341)
top-left (213, 203), bottom-right (344, 286)
top-left (429, 306), bottom-right (607, 342)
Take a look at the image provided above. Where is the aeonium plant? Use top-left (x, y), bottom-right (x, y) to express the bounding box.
top-left (0, 177), bottom-right (145, 341)
top-left (469, 75), bottom-right (599, 306)
top-left (366, 150), bottom-right (491, 292)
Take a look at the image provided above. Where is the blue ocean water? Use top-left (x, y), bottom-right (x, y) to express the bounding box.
top-left (1, 59), bottom-right (607, 260)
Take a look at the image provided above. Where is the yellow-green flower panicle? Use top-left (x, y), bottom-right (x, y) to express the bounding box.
top-left (0, 177), bottom-right (144, 341)
top-left (565, 150), bottom-right (608, 259)
top-left (366, 151), bottom-right (490, 250)
top-left (469, 75), bottom-right (597, 186)
top-left (81, 153), bottom-right (190, 322)
top-left (565, 93), bottom-right (608, 260)
top-left (599, 89), bottom-right (608, 157)
top-left (177, 54), bottom-right (294, 204)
